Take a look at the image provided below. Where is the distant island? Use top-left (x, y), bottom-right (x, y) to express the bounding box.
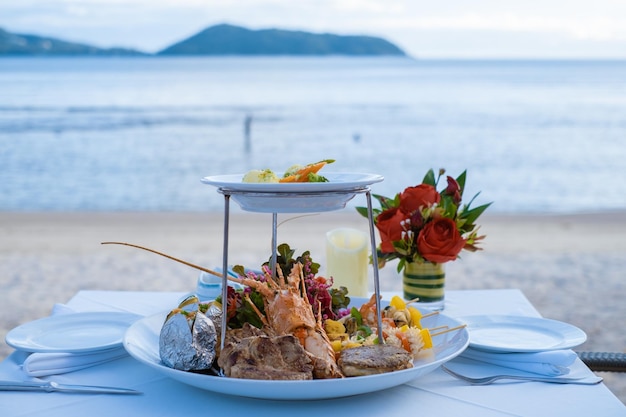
top-left (0, 24), bottom-right (406, 57)
top-left (0, 27), bottom-right (145, 56)
top-left (158, 24), bottom-right (405, 56)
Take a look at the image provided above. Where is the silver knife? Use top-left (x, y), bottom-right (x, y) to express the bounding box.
top-left (0, 380), bottom-right (142, 395)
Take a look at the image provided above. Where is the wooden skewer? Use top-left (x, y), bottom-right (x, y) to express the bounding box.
top-left (405, 297), bottom-right (439, 318)
top-left (430, 324), bottom-right (467, 337)
top-left (404, 298), bottom-right (441, 319)
top-left (428, 325), bottom-right (449, 332)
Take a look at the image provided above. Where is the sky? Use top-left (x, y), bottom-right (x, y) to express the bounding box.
top-left (2, 0), bottom-right (626, 58)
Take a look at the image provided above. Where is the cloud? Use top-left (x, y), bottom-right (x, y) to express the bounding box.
top-left (1, 0), bottom-right (626, 56)
top-left (401, 14), bottom-right (626, 42)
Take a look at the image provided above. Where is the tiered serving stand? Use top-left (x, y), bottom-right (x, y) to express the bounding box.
top-left (201, 172), bottom-right (385, 350)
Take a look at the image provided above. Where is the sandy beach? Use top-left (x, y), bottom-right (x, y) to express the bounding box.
top-left (1, 210), bottom-right (625, 402)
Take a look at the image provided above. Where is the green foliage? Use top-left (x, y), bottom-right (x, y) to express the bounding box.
top-left (355, 193), bottom-right (399, 219)
top-left (329, 286), bottom-right (351, 311)
top-left (263, 243), bottom-right (320, 280)
top-left (422, 169), bottom-right (437, 186)
top-left (306, 173), bottom-right (329, 182)
top-left (232, 291), bottom-right (265, 329)
top-left (215, 287), bottom-right (265, 329)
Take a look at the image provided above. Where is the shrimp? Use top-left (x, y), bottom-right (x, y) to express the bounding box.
top-left (359, 293), bottom-right (381, 327)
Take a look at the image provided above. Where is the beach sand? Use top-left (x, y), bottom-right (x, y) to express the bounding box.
top-left (1, 210), bottom-right (625, 402)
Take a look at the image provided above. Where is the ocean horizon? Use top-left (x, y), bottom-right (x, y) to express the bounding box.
top-left (1, 57), bottom-right (625, 215)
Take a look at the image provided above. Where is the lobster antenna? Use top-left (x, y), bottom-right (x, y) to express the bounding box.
top-left (101, 241), bottom-right (223, 278)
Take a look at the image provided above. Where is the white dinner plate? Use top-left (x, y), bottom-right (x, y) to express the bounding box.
top-left (123, 301), bottom-right (469, 400)
top-left (459, 315), bottom-right (587, 353)
top-left (6, 312), bottom-right (141, 353)
top-left (201, 172), bottom-right (384, 213)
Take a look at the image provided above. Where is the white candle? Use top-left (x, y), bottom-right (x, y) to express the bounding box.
top-left (325, 228), bottom-right (369, 296)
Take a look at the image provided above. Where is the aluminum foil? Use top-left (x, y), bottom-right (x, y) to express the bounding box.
top-left (201, 301), bottom-right (223, 338)
top-left (159, 297), bottom-right (219, 371)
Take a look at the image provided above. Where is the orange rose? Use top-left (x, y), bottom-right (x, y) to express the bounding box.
top-left (399, 184), bottom-right (440, 213)
top-left (375, 207), bottom-right (407, 253)
top-left (417, 217), bottom-right (465, 263)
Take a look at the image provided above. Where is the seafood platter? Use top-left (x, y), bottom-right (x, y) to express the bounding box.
top-left (120, 161), bottom-right (469, 399)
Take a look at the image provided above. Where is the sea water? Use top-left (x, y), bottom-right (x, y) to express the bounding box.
top-left (1, 57), bottom-right (625, 214)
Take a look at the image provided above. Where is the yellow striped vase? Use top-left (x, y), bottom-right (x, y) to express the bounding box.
top-left (402, 261), bottom-right (445, 310)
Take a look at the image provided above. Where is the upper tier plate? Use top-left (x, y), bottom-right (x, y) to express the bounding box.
top-left (201, 172), bottom-right (384, 213)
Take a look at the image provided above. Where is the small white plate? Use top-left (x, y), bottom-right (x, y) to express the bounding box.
top-left (201, 172), bottom-right (384, 193)
top-left (6, 312), bottom-right (141, 353)
top-left (124, 301), bottom-right (469, 400)
top-left (201, 172), bottom-right (384, 213)
top-left (459, 315), bottom-right (587, 353)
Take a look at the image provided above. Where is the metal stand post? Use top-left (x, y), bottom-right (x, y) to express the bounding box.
top-left (219, 194), bottom-right (230, 353)
top-left (365, 190), bottom-right (384, 343)
top-left (271, 213), bottom-right (278, 277)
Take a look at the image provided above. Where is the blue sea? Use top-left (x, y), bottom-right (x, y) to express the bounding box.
top-left (1, 57), bottom-right (625, 214)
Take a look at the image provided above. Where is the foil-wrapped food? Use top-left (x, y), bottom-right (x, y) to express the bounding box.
top-left (159, 295), bottom-right (222, 371)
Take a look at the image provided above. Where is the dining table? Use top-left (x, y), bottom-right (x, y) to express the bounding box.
top-left (1, 288), bottom-right (624, 417)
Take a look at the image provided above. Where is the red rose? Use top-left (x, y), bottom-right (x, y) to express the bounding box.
top-left (375, 207), bottom-right (408, 253)
top-left (444, 176), bottom-right (462, 205)
top-left (417, 217), bottom-right (466, 263)
top-left (399, 184), bottom-right (440, 213)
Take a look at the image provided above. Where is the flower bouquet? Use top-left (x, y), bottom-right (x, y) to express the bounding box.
top-left (356, 168), bottom-right (491, 307)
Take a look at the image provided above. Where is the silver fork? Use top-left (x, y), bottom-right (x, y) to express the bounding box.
top-left (442, 366), bottom-right (603, 385)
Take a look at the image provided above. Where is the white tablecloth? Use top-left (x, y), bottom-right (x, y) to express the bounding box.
top-left (0, 289), bottom-right (624, 417)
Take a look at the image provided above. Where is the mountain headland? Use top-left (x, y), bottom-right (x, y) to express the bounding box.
top-left (0, 27), bottom-right (145, 56)
top-left (158, 24), bottom-right (405, 56)
top-left (0, 24), bottom-right (406, 57)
